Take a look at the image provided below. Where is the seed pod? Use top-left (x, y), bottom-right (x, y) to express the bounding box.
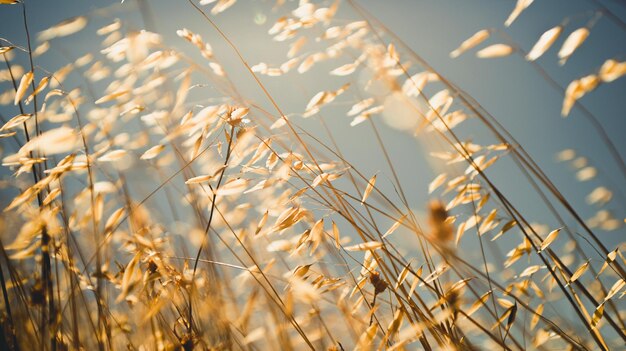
top-left (428, 200), bottom-right (453, 243)
top-left (369, 271), bottom-right (388, 295)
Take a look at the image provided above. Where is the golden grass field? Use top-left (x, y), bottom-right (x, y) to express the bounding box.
top-left (0, 0), bottom-right (625, 349)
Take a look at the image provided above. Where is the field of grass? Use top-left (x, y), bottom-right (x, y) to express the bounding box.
top-left (0, 0), bottom-right (625, 350)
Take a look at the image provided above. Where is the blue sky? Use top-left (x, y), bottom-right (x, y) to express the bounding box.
top-left (1, 0), bottom-right (624, 255)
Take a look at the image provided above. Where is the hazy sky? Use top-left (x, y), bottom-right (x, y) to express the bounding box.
top-left (1, 0), bottom-right (625, 252)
